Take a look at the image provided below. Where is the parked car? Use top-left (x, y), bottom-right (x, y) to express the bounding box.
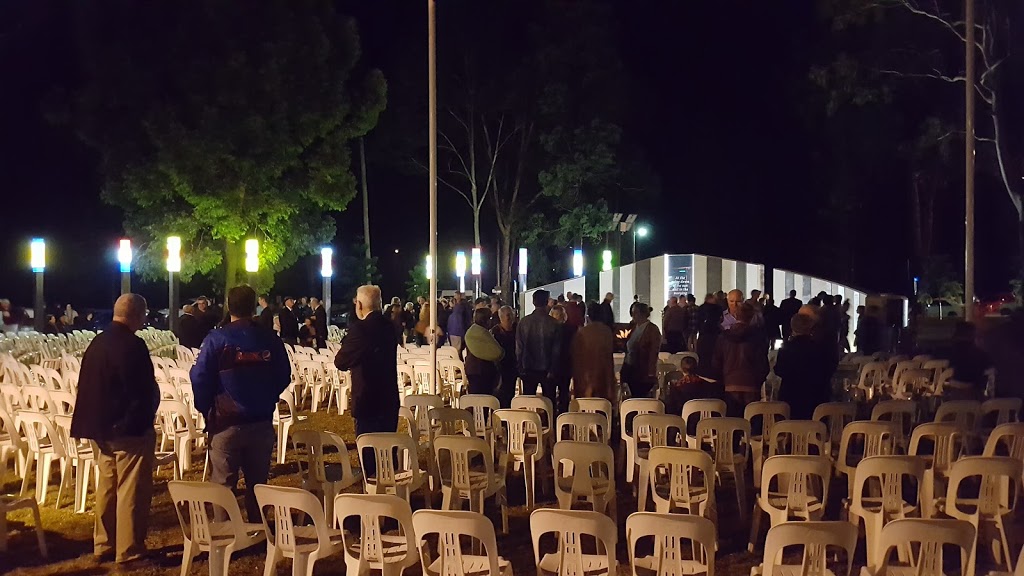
top-left (923, 298), bottom-right (963, 319)
top-left (978, 293), bottom-right (1020, 317)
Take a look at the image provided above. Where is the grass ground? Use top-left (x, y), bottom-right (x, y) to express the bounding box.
top-left (1, 409), bottom-right (1017, 575)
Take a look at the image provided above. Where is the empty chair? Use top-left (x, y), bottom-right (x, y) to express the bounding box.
top-left (428, 407), bottom-right (477, 441)
top-left (552, 441), bottom-right (616, 520)
top-left (646, 446), bottom-right (716, 519)
top-left (848, 455), bottom-right (926, 563)
top-left (871, 400), bottom-right (917, 450)
top-left (433, 435), bottom-right (508, 533)
top-left (983, 422), bottom-right (1024, 471)
top-left (17, 411), bottom-right (69, 506)
top-left (620, 398), bottom-right (665, 484)
top-left (412, 509), bottom-right (513, 576)
top-left (892, 368), bottom-right (933, 399)
top-left (860, 518), bottom-right (976, 576)
top-left (402, 393), bottom-right (444, 447)
top-left (356, 433), bottom-right (430, 506)
top-left (813, 402), bottom-right (858, 459)
top-left (696, 417), bottom-right (751, 521)
top-left (627, 512), bottom-right (716, 576)
top-left (157, 399), bottom-right (205, 473)
top-left (569, 397), bottom-right (613, 436)
top-left (980, 398), bottom-right (1022, 437)
top-left (768, 419), bottom-right (828, 457)
top-left (291, 430), bottom-right (361, 523)
top-left (935, 400), bottom-right (982, 447)
top-left (745, 401), bottom-right (790, 489)
top-left (681, 398), bottom-right (727, 448)
top-left (254, 484), bottom-right (345, 576)
top-left (458, 394), bottom-right (500, 443)
top-left (556, 412), bottom-right (610, 444)
top-left (168, 480), bottom-right (266, 576)
top-left (0, 407), bottom-right (27, 487)
top-left (943, 456), bottom-right (1023, 574)
top-left (856, 361), bottom-right (888, 400)
top-left (0, 495), bottom-right (47, 557)
top-left (493, 409), bottom-right (545, 511)
top-left (333, 493), bottom-right (419, 576)
top-left (909, 423), bottom-right (961, 518)
top-left (749, 455), bottom-right (831, 552)
top-left (531, 509), bottom-right (617, 576)
top-left (511, 395), bottom-right (555, 449)
top-left (837, 421), bottom-right (898, 500)
top-left (52, 415), bottom-right (96, 513)
top-left (754, 521), bottom-right (857, 576)
top-left (634, 413), bottom-right (686, 512)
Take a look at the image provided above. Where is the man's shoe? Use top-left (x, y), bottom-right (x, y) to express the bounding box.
top-left (114, 555), bottom-right (159, 572)
top-left (91, 552), bottom-right (114, 565)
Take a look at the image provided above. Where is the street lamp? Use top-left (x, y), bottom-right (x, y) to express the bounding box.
top-left (455, 251), bottom-right (467, 293)
top-left (572, 249), bottom-right (584, 278)
top-left (471, 247), bottom-right (481, 298)
top-left (602, 249), bottom-right (613, 272)
top-left (633, 224), bottom-right (649, 263)
top-left (166, 236), bottom-right (181, 332)
top-left (321, 247), bottom-right (333, 320)
top-left (118, 238), bottom-right (133, 295)
top-left (30, 238), bottom-right (45, 331)
top-left (425, 254), bottom-right (432, 280)
top-left (244, 239), bottom-right (259, 284)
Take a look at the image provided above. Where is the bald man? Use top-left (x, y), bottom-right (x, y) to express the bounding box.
top-left (71, 294), bottom-right (159, 568)
top-left (334, 285), bottom-right (398, 476)
top-left (721, 289), bottom-right (744, 331)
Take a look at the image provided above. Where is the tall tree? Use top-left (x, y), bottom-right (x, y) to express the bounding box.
top-left (56, 0), bottom-right (386, 294)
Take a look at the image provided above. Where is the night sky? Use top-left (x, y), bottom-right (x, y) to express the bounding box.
top-left (0, 1), bottom-right (1017, 310)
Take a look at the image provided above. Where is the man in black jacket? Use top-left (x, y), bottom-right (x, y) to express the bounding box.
top-left (278, 297), bottom-right (299, 345)
top-left (779, 290), bottom-right (803, 340)
top-left (175, 304), bottom-right (204, 349)
top-left (310, 297), bottom-right (328, 350)
top-left (258, 295), bottom-right (274, 330)
top-left (70, 293), bottom-right (160, 568)
top-left (334, 285), bottom-right (398, 476)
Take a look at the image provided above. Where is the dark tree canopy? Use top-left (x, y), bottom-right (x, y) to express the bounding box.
top-left (57, 0), bottom-right (386, 294)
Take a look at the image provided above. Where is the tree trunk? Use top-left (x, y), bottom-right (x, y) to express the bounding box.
top-left (499, 229), bottom-right (512, 300)
top-left (223, 239), bottom-right (240, 299)
top-left (360, 137), bottom-right (371, 265)
top-left (473, 208), bottom-right (481, 248)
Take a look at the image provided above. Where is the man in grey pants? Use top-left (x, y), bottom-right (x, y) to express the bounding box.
top-left (191, 285), bottom-right (291, 521)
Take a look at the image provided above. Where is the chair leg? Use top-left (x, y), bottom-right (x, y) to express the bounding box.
top-left (210, 544), bottom-right (232, 576)
top-left (180, 539), bottom-right (195, 576)
top-left (747, 503), bottom-right (761, 553)
top-left (263, 544), bottom-right (282, 576)
top-left (524, 459), bottom-right (536, 511)
top-left (637, 461), bottom-right (650, 512)
top-left (30, 501), bottom-right (47, 558)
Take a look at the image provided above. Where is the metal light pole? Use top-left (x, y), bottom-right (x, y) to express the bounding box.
top-left (167, 237), bottom-right (181, 333)
top-left (964, 0), bottom-right (976, 322)
top-left (321, 248), bottom-right (333, 321)
top-left (427, 0), bottom-right (438, 394)
top-left (118, 239), bottom-right (132, 295)
top-left (30, 239), bottom-right (45, 331)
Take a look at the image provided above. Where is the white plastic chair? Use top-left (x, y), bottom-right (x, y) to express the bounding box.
top-left (627, 512), bottom-right (716, 576)
top-left (17, 411), bottom-right (69, 506)
top-left (848, 455), bottom-right (925, 564)
top-left (681, 398), bottom-right (727, 448)
top-left (634, 413), bottom-right (686, 512)
top-left (0, 407), bottom-right (27, 487)
top-left (52, 415), bottom-right (96, 513)
top-left (980, 398), bottom-right (1022, 438)
top-left (837, 420), bottom-right (898, 499)
top-left (859, 518), bottom-right (975, 576)
top-left (983, 422), bottom-right (1024, 475)
top-left (168, 480), bottom-right (266, 576)
top-left (943, 456), bottom-right (1022, 574)
top-left (754, 521), bottom-right (857, 576)
top-left (493, 409), bottom-right (545, 511)
top-left (768, 419), bottom-right (828, 457)
top-left (511, 395), bottom-right (555, 451)
top-left (749, 455), bottom-right (831, 552)
top-left (646, 446), bottom-right (716, 519)
top-left (254, 484), bottom-right (345, 576)
top-left (333, 493), bottom-right (419, 576)
top-left (428, 407), bottom-right (477, 441)
top-left (813, 402), bottom-right (858, 459)
top-left (531, 509), bottom-right (617, 576)
top-left (273, 392), bottom-right (297, 465)
top-left (157, 399), bottom-right (206, 474)
top-left (569, 397), bottom-right (613, 438)
top-left (556, 412), bottom-right (610, 444)
top-left (356, 432), bottom-right (430, 506)
top-left (0, 495), bottom-right (47, 557)
top-left (459, 394), bottom-right (500, 443)
top-left (934, 400), bottom-right (982, 447)
top-left (433, 435), bottom-right (508, 533)
top-left (871, 400), bottom-right (917, 451)
top-left (909, 422), bottom-right (961, 518)
top-left (856, 361), bottom-right (888, 400)
top-left (745, 401), bottom-right (790, 489)
top-left (291, 430), bottom-right (361, 523)
top-left (552, 441), bottom-right (616, 520)
top-left (412, 509), bottom-right (513, 576)
top-left (620, 398), bottom-right (665, 484)
top-left (696, 417), bottom-right (751, 521)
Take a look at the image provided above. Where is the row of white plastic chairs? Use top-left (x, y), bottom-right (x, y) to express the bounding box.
top-left (844, 352), bottom-right (998, 400)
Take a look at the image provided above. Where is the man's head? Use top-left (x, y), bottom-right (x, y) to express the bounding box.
top-left (284, 297), bottom-right (295, 309)
top-left (391, 296), bottom-right (401, 306)
top-left (791, 313), bottom-right (815, 337)
top-left (587, 302), bottom-right (602, 321)
top-left (417, 296), bottom-right (426, 305)
top-left (299, 297), bottom-right (308, 306)
top-left (113, 293), bottom-right (149, 332)
top-left (227, 285), bottom-right (258, 320)
top-left (679, 354), bottom-right (698, 373)
top-left (310, 297), bottom-right (320, 309)
top-left (182, 303), bottom-right (194, 315)
top-left (454, 291), bottom-right (463, 302)
top-left (727, 289), bottom-right (744, 315)
top-left (735, 302), bottom-right (755, 325)
top-left (669, 296), bottom-right (678, 307)
top-left (549, 305), bottom-right (567, 324)
top-left (498, 305), bottom-right (514, 326)
top-left (573, 293), bottom-right (583, 303)
top-left (259, 296), bottom-right (269, 308)
top-left (532, 290), bottom-right (550, 310)
top-left (789, 290), bottom-right (797, 298)
top-left (750, 289), bottom-right (762, 301)
top-left (604, 292), bottom-right (614, 303)
top-left (195, 297), bottom-right (209, 312)
top-left (686, 294), bottom-right (696, 305)
top-left (354, 285), bottom-right (383, 320)
top-left (704, 293), bottom-right (716, 304)
top-left (631, 302), bottom-right (651, 323)
top-left (473, 308), bottom-right (491, 327)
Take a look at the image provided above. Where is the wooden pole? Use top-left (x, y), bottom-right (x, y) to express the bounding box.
top-left (964, 0), bottom-right (976, 322)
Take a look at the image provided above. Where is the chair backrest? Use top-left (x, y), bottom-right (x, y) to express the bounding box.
top-left (254, 484), bottom-right (334, 556)
top-left (760, 455), bottom-right (831, 518)
top-left (768, 420), bottom-right (827, 457)
top-left (760, 521), bottom-right (857, 576)
top-left (850, 456), bottom-right (925, 519)
top-left (893, 368), bottom-right (933, 398)
top-left (909, 422), bottom-right (961, 475)
top-left (356, 433), bottom-right (421, 493)
top-left (428, 407), bottom-right (476, 441)
top-left (48, 390), bottom-right (76, 416)
top-left (291, 429), bottom-right (356, 486)
top-left (20, 386), bottom-right (54, 413)
top-left (433, 435), bottom-right (498, 494)
top-left (837, 420), bottom-right (897, 479)
top-left (634, 414), bottom-right (685, 450)
top-left (168, 480), bottom-right (255, 549)
top-left (511, 395), bottom-right (554, 431)
top-left (627, 512), bottom-right (716, 576)
top-left (17, 410), bottom-right (66, 458)
top-left (945, 456), bottom-right (1023, 519)
top-left (552, 441), bottom-right (615, 506)
top-left (983, 422), bottom-right (1024, 465)
top-left (457, 394), bottom-right (500, 440)
top-left (334, 493), bottom-right (417, 571)
top-left (744, 401), bottom-right (790, 439)
top-left (695, 417), bottom-right (751, 467)
top-left (530, 509), bottom-right (617, 576)
top-left (412, 509), bottom-right (505, 576)
top-left (494, 409), bottom-right (545, 459)
top-left (569, 397), bottom-right (613, 428)
top-left (158, 399), bottom-right (200, 436)
top-left (857, 362), bottom-right (888, 396)
top-left (681, 398), bottom-right (726, 436)
top-left (0, 406), bottom-right (26, 453)
top-left (556, 412), bottom-right (610, 444)
top-left (934, 400), bottom-right (981, 437)
top-left (867, 519), bottom-right (976, 576)
top-left (981, 398), bottom-right (1022, 429)
top-left (871, 400), bottom-right (917, 441)
top-left (620, 398), bottom-right (665, 444)
top-left (647, 447), bottom-right (715, 515)
top-left (402, 394), bottom-right (444, 443)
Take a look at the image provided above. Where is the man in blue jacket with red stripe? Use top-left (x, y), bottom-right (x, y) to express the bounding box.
top-left (191, 284), bottom-right (290, 521)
